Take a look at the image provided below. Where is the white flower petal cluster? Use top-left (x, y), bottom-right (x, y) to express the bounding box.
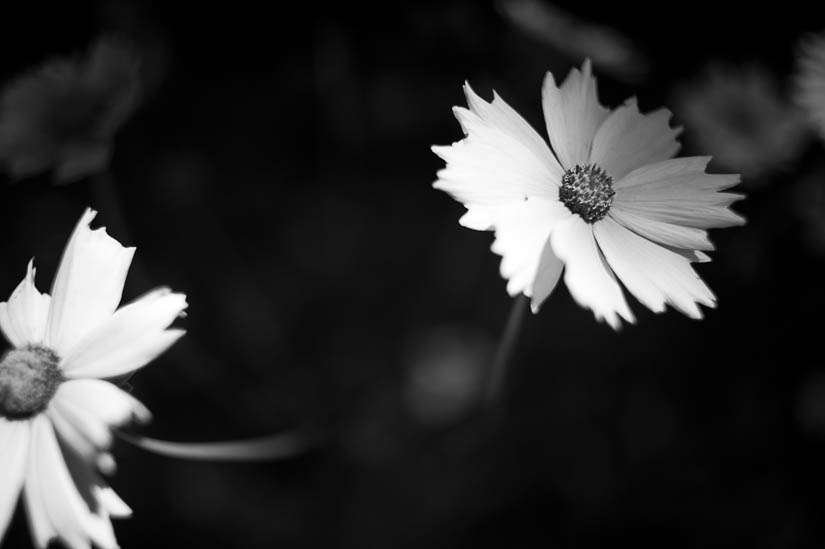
top-left (433, 60), bottom-right (744, 328)
top-left (0, 208), bottom-right (186, 549)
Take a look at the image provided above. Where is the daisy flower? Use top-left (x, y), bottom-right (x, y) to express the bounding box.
top-left (0, 208), bottom-right (187, 548)
top-left (432, 60), bottom-right (744, 329)
top-left (0, 36), bottom-right (141, 184)
top-left (673, 63), bottom-right (807, 182)
top-left (795, 30), bottom-right (825, 143)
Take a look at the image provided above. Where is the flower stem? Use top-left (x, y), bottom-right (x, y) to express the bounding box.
top-left (484, 294), bottom-right (529, 405)
top-left (115, 429), bottom-right (314, 461)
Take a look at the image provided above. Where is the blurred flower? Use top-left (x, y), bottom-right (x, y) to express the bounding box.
top-left (673, 63), bottom-right (807, 182)
top-left (795, 30), bottom-right (825, 143)
top-left (0, 208), bottom-right (186, 549)
top-left (433, 60), bottom-right (744, 329)
top-left (0, 36), bottom-right (141, 184)
top-left (404, 327), bottom-right (490, 426)
top-left (497, 0), bottom-right (647, 82)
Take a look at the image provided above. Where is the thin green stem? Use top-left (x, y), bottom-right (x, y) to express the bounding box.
top-left (484, 294), bottom-right (529, 405)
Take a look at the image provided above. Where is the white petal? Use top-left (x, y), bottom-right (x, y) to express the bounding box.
top-left (62, 288), bottom-right (186, 379)
top-left (488, 197), bottom-right (570, 303)
top-left (550, 215), bottom-right (634, 329)
top-left (462, 83), bottom-right (564, 179)
top-left (52, 379), bottom-right (150, 435)
top-left (609, 208), bottom-right (715, 251)
top-left (541, 59), bottom-right (609, 169)
top-left (0, 419), bottom-right (29, 542)
top-left (432, 84), bottom-right (562, 218)
top-left (94, 488), bottom-right (131, 519)
top-left (589, 98), bottom-right (681, 180)
top-left (0, 260), bottom-right (51, 347)
top-left (23, 451), bottom-right (56, 549)
top-left (613, 157), bottom-right (745, 229)
top-left (530, 238), bottom-right (564, 313)
top-left (594, 216), bottom-right (716, 319)
top-left (26, 415), bottom-right (118, 549)
top-left (458, 206), bottom-right (494, 230)
top-left (47, 405), bottom-right (99, 461)
top-left (45, 208), bottom-right (135, 356)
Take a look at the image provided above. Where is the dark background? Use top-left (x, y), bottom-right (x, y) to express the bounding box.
top-left (1, 1), bottom-right (825, 547)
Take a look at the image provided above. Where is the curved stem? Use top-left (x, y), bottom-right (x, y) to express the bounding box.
top-left (484, 294), bottom-right (529, 405)
top-left (115, 429), bottom-right (313, 461)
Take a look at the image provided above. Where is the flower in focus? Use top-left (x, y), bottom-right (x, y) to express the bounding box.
top-left (0, 208), bottom-right (187, 548)
top-left (433, 60), bottom-right (744, 329)
top-left (795, 30), bottom-right (825, 143)
top-left (0, 36), bottom-right (141, 184)
top-left (673, 63), bottom-right (807, 182)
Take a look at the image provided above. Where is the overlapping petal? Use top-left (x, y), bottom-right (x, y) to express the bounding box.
top-left (45, 208), bottom-right (135, 356)
top-left (433, 84), bottom-right (563, 231)
top-left (51, 379), bottom-right (150, 429)
top-left (487, 197), bottom-right (569, 307)
top-left (25, 415), bottom-right (118, 549)
top-left (613, 157), bottom-right (745, 229)
top-left (594, 217), bottom-right (715, 319)
top-left (0, 418), bottom-right (29, 542)
top-left (590, 98), bottom-right (681, 180)
top-left (541, 59), bottom-right (609, 168)
top-left (61, 287), bottom-right (187, 378)
top-left (550, 215), bottom-right (634, 329)
top-left (0, 260), bottom-right (51, 347)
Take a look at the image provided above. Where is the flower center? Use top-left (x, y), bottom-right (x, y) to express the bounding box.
top-left (0, 345), bottom-right (63, 420)
top-left (559, 164), bottom-right (615, 223)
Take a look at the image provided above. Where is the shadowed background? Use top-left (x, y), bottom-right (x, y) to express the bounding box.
top-left (1, 1), bottom-right (824, 547)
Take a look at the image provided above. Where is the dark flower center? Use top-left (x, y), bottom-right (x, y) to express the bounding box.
top-left (0, 345), bottom-right (63, 420)
top-left (559, 164), bottom-right (615, 223)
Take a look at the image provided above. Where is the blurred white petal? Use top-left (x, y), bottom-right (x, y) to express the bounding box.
top-left (498, 0), bottom-right (648, 82)
top-left (52, 379), bottom-right (150, 435)
top-left (0, 418), bottom-right (29, 542)
top-left (674, 63), bottom-right (807, 182)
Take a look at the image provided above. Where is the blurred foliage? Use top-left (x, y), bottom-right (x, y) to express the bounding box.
top-left (1, 0), bottom-right (825, 548)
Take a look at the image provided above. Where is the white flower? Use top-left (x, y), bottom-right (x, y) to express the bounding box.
top-left (795, 30), bottom-right (825, 143)
top-left (432, 60), bottom-right (744, 329)
top-left (0, 208), bottom-right (186, 549)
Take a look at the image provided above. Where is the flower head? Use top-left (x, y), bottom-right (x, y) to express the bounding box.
top-left (0, 36), bottom-right (141, 184)
top-left (0, 208), bottom-right (186, 548)
top-left (673, 63), bottom-right (807, 182)
top-left (795, 30), bottom-right (825, 143)
top-left (433, 60), bottom-right (745, 329)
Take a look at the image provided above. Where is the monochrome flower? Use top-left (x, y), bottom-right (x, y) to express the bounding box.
top-left (673, 63), bottom-right (807, 182)
top-left (0, 208), bottom-right (187, 548)
top-left (0, 36), bottom-right (141, 184)
top-left (433, 60), bottom-right (744, 329)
